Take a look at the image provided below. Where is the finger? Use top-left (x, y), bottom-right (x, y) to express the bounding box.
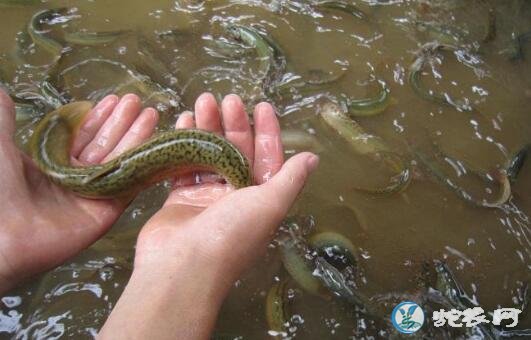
top-left (165, 183), bottom-right (234, 208)
top-left (175, 111), bottom-right (197, 185)
top-left (262, 152), bottom-right (319, 216)
top-left (0, 89), bottom-right (15, 137)
top-left (172, 171), bottom-right (224, 189)
top-left (102, 107), bottom-right (159, 162)
top-left (253, 102), bottom-right (284, 184)
top-left (175, 111), bottom-right (195, 129)
top-left (221, 94), bottom-right (254, 164)
top-left (71, 95), bottom-right (119, 157)
top-left (78, 94), bottom-right (142, 165)
top-left (194, 92), bottom-right (223, 135)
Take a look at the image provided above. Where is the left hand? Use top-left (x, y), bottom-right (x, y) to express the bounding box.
top-left (0, 91), bottom-right (158, 293)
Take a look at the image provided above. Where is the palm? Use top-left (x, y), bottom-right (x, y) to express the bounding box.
top-left (163, 93), bottom-right (283, 207)
top-left (5, 164), bottom-right (123, 277)
top-left (0, 92), bottom-right (158, 288)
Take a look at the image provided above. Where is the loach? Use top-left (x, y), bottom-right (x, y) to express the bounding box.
top-left (30, 101), bottom-right (252, 198)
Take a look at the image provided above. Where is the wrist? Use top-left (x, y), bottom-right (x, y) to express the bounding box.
top-left (131, 256), bottom-right (231, 305)
top-left (99, 242), bottom-right (231, 339)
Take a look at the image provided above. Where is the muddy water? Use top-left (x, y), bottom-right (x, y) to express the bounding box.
top-left (0, 0), bottom-right (530, 338)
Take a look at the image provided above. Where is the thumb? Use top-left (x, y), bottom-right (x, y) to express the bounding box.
top-left (0, 89), bottom-right (15, 137)
top-left (187, 151), bottom-right (318, 278)
top-left (261, 151), bottom-right (319, 214)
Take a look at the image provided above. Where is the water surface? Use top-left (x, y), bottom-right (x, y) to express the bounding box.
top-left (0, 0), bottom-right (530, 338)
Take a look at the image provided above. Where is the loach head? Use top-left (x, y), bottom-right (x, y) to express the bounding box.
top-left (225, 24), bottom-right (242, 41)
top-left (41, 101), bottom-right (94, 131)
top-left (30, 101), bottom-right (94, 165)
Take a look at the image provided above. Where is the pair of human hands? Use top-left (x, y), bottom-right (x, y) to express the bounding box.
top-left (0, 90), bottom-right (318, 301)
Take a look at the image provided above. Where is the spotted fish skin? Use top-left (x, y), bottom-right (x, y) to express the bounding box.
top-left (30, 101), bottom-right (252, 198)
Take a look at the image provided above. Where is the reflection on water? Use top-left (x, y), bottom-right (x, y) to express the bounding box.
top-left (0, 0), bottom-right (530, 338)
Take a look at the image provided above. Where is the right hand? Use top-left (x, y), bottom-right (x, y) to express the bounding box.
top-left (99, 93), bottom-right (319, 340)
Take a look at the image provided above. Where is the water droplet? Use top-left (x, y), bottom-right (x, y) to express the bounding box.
top-left (99, 266), bottom-right (114, 282)
top-left (1, 296), bottom-right (22, 308)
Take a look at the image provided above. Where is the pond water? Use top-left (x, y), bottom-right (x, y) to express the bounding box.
top-left (0, 0), bottom-right (530, 339)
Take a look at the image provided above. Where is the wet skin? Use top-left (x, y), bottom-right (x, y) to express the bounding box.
top-left (0, 89), bottom-right (318, 339)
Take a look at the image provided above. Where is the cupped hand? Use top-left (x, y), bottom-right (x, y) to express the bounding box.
top-left (136, 92), bottom-right (318, 275)
top-left (98, 93), bottom-right (318, 340)
top-left (0, 91), bottom-right (158, 293)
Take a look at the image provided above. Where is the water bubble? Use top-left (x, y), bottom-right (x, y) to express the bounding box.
top-left (1, 296), bottom-right (22, 308)
top-left (291, 314), bottom-right (304, 324)
top-left (287, 288), bottom-right (296, 299)
top-left (360, 249), bottom-right (371, 260)
top-left (98, 266), bottom-right (114, 282)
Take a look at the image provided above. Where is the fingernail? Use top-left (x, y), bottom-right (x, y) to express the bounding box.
top-left (224, 94), bottom-right (241, 106)
top-left (121, 93), bottom-right (140, 102)
top-left (115, 94), bottom-right (140, 112)
top-left (197, 92), bottom-right (216, 106)
top-left (93, 95), bottom-right (117, 116)
top-left (255, 102), bottom-right (273, 115)
top-left (141, 107), bottom-right (158, 122)
top-left (306, 154), bottom-right (319, 173)
top-left (82, 149), bottom-right (103, 164)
